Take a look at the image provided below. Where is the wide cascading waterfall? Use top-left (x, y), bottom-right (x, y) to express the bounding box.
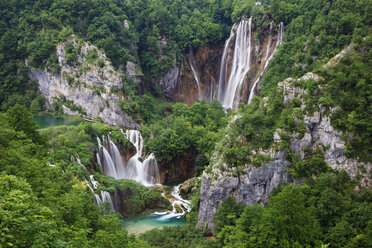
top-left (124, 130), bottom-right (161, 186)
top-left (218, 17), bottom-right (253, 109)
top-left (108, 135), bottom-right (126, 179)
top-left (95, 131), bottom-right (161, 186)
top-left (247, 22), bottom-right (283, 104)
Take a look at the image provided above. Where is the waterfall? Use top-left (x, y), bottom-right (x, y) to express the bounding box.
top-left (100, 191), bottom-right (114, 210)
top-left (85, 180), bottom-right (94, 192)
top-left (94, 194), bottom-right (102, 205)
top-left (157, 184), bottom-right (191, 220)
top-left (209, 80), bottom-right (214, 102)
top-left (170, 184), bottom-right (191, 214)
top-left (90, 175), bottom-right (99, 189)
top-left (248, 22), bottom-right (283, 104)
top-left (96, 153), bottom-right (102, 167)
top-left (101, 146), bottom-right (118, 178)
top-left (108, 135), bottom-right (126, 179)
top-left (217, 23), bottom-right (236, 102)
top-left (142, 153), bottom-right (161, 185)
top-left (95, 131), bottom-right (160, 186)
top-left (124, 130), bottom-right (161, 186)
top-left (218, 17), bottom-right (253, 109)
top-left (189, 58), bottom-right (202, 100)
top-left (76, 156), bottom-right (86, 169)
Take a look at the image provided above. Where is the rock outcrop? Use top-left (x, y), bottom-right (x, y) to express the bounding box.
top-left (197, 72), bottom-right (371, 231)
top-left (29, 37), bottom-right (137, 128)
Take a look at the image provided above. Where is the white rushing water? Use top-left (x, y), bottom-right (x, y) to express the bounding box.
top-left (99, 191), bottom-right (114, 210)
top-left (217, 17), bottom-right (253, 109)
top-left (96, 130), bottom-right (161, 186)
top-left (217, 18), bottom-right (284, 108)
top-left (248, 22), bottom-right (283, 104)
top-left (124, 130), bottom-right (161, 186)
top-left (157, 184), bottom-right (191, 221)
top-left (108, 135), bottom-right (126, 179)
top-left (188, 58), bottom-right (202, 100)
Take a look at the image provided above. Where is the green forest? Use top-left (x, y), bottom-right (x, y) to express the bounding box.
top-left (0, 0), bottom-right (371, 247)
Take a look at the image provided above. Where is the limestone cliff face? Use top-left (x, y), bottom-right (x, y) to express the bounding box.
top-left (29, 38), bottom-right (137, 128)
top-left (156, 43), bottom-right (222, 104)
top-left (173, 44), bottom-right (223, 104)
top-left (197, 72), bottom-right (371, 231)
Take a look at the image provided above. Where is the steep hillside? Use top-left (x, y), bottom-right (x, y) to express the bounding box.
top-left (197, 41), bottom-right (372, 231)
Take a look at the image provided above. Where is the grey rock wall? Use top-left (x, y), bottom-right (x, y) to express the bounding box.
top-left (29, 38), bottom-right (137, 128)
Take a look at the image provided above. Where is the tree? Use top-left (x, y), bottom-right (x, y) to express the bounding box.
top-left (0, 174), bottom-right (62, 247)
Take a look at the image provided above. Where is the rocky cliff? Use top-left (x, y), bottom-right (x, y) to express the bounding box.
top-left (197, 71), bottom-right (371, 231)
top-left (29, 37), bottom-right (137, 128)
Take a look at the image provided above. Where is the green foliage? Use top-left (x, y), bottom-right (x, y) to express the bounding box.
top-left (5, 104), bottom-right (46, 146)
top-left (319, 37), bottom-right (372, 162)
top-left (216, 172), bottom-right (372, 248)
top-left (95, 176), bottom-right (171, 216)
top-left (0, 174), bottom-right (61, 247)
top-left (261, 0), bottom-right (371, 97)
top-left (289, 147), bottom-right (329, 178)
top-left (142, 100), bottom-right (227, 163)
top-left (214, 197), bottom-right (245, 234)
top-left (140, 224), bottom-right (220, 248)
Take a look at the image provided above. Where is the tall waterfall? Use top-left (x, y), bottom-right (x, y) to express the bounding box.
top-left (96, 131), bottom-right (161, 186)
top-left (217, 18), bottom-right (284, 108)
top-left (217, 24), bottom-right (236, 102)
top-left (247, 22), bottom-right (283, 104)
top-left (217, 17), bottom-right (253, 109)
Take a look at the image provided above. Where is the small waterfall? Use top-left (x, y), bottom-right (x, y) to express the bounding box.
top-left (170, 184), bottom-right (191, 214)
top-left (209, 80), bottom-right (214, 102)
top-left (142, 153), bottom-right (161, 185)
top-left (96, 153), bottom-right (102, 167)
top-left (90, 175), bottom-right (99, 189)
top-left (189, 60), bottom-right (202, 100)
top-left (85, 180), bottom-right (94, 192)
top-left (108, 135), bottom-right (126, 179)
top-left (94, 194), bottom-right (102, 205)
top-left (76, 156), bottom-right (86, 169)
top-left (101, 146), bottom-right (118, 178)
top-left (124, 130), bottom-right (161, 186)
top-left (218, 17), bottom-right (253, 109)
top-left (157, 184), bottom-right (191, 220)
top-left (248, 22), bottom-right (283, 104)
top-left (100, 191), bottom-right (114, 210)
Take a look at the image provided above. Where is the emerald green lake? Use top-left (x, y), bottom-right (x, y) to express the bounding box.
top-left (34, 115), bottom-right (81, 129)
top-left (123, 212), bottom-right (186, 235)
